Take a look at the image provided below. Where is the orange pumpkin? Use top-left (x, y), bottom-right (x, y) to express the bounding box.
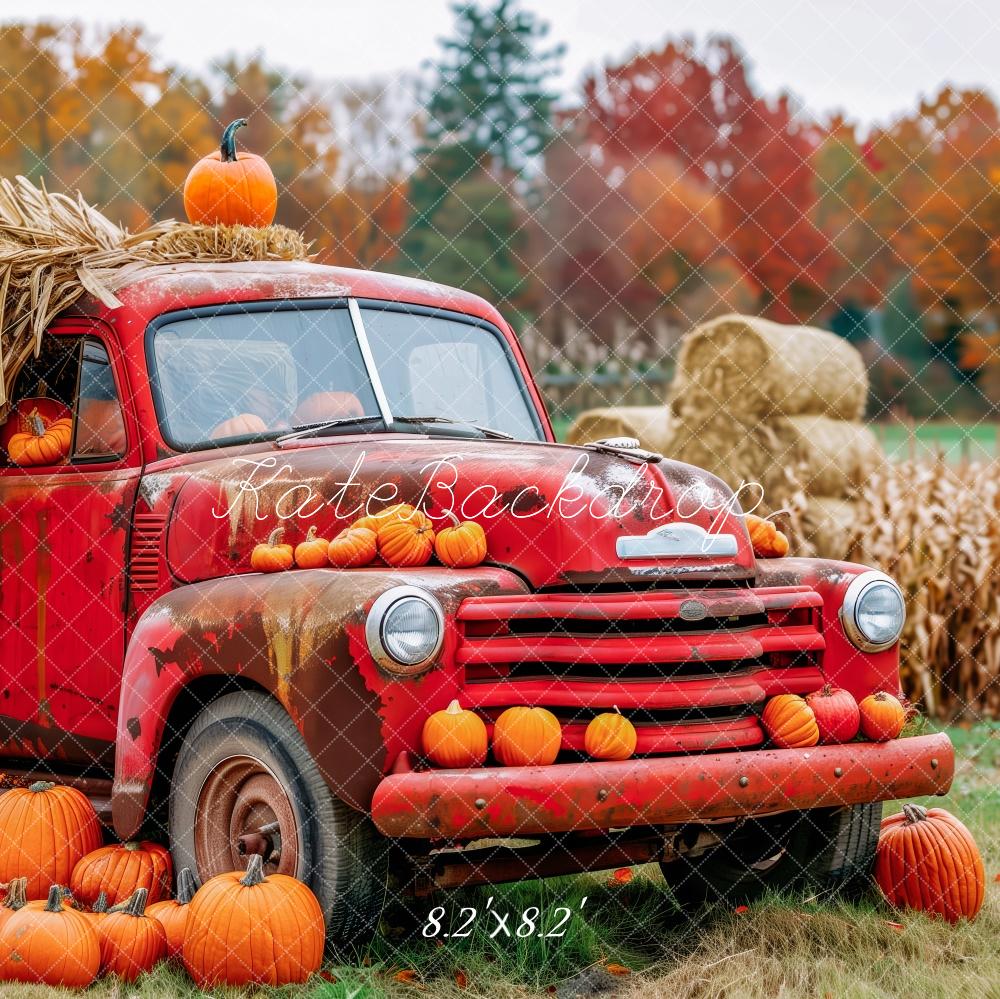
top-left (492, 706), bottom-right (562, 767)
top-left (0, 396), bottom-right (71, 453)
top-left (584, 708), bottom-right (637, 761)
top-left (422, 700), bottom-right (488, 769)
top-left (69, 841), bottom-right (173, 909)
top-left (805, 684), bottom-right (860, 744)
top-left (434, 511), bottom-right (488, 568)
top-left (250, 527), bottom-right (295, 573)
top-left (182, 854), bottom-right (324, 988)
top-left (96, 887), bottom-right (167, 981)
top-left (745, 513), bottom-right (789, 558)
top-left (327, 525), bottom-right (377, 568)
top-left (209, 412), bottom-right (268, 441)
top-left (0, 781), bottom-right (103, 900)
top-left (291, 391), bottom-right (364, 427)
top-left (294, 526), bottom-right (330, 569)
top-left (146, 868), bottom-right (197, 961)
top-left (0, 878), bottom-right (28, 934)
top-left (0, 884), bottom-right (100, 987)
top-left (7, 412), bottom-right (73, 466)
top-left (377, 506), bottom-right (435, 567)
top-left (761, 694), bottom-right (819, 748)
top-left (183, 118), bottom-right (277, 227)
top-left (875, 804), bottom-right (985, 923)
top-left (858, 691), bottom-right (905, 741)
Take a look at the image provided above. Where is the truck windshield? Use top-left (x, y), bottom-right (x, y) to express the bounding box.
top-left (149, 303), bottom-right (543, 447)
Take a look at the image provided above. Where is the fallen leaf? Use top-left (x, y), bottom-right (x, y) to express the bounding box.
top-left (609, 867), bottom-right (633, 886)
top-left (318, 970), bottom-right (338, 983)
top-left (454, 969), bottom-right (468, 988)
top-left (605, 963), bottom-right (631, 976)
top-left (884, 921), bottom-right (904, 931)
top-left (994, 873), bottom-right (1000, 883)
top-left (546, 987), bottom-right (557, 994)
top-left (361, 956), bottom-right (372, 967)
top-left (394, 969), bottom-right (419, 983)
top-left (733, 905), bottom-right (749, 915)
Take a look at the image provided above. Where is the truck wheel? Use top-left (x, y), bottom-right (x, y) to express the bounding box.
top-left (168, 691), bottom-right (389, 943)
top-left (661, 803), bottom-right (882, 910)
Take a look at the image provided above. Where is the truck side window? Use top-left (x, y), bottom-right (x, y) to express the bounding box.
top-left (74, 340), bottom-right (126, 460)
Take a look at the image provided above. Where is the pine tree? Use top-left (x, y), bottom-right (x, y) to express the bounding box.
top-left (399, 0), bottom-right (563, 302)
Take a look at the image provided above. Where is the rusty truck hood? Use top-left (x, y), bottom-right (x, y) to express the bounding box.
top-left (165, 436), bottom-right (755, 588)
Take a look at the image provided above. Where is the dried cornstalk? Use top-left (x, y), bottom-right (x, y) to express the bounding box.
top-left (0, 175), bottom-right (309, 417)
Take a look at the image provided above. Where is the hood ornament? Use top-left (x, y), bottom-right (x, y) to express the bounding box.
top-left (586, 437), bottom-right (662, 464)
top-left (617, 521), bottom-right (738, 559)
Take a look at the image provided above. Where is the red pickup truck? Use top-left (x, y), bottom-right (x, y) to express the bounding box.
top-left (0, 260), bottom-right (952, 941)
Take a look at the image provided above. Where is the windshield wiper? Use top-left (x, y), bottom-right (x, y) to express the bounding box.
top-left (394, 416), bottom-right (514, 440)
top-left (276, 414), bottom-right (386, 444)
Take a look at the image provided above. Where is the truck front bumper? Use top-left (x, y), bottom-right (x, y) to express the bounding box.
top-left (370, 732), bottom-right (953, 840)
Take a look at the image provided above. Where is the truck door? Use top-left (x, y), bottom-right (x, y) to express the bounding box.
top-left (0, 324), bottom-right (138, 768)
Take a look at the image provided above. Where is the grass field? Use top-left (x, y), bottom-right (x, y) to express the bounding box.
top-left (550, 414), bottom-right (1000, 464)
top-left (8, 722), bottom-right (995, 999)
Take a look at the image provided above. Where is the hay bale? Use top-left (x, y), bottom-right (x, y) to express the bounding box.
top-left (565, 406), bottom-right (674, 453)
top-left (800, 496), bottom-right (859, 560)
top-left (767, 416), bottom-right (884, 495)
top-left (669, 314), bottom-right (868, 422)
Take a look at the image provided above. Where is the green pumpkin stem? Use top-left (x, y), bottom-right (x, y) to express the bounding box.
top-left (902, 802), bottom-right (928, 824)
top-left (93, 891), bottom-right (108, 914)
top-left (28, 781), bottom-right (55, 793)
top-left (175, 868), bottom-right (198, 905)
top-left (220, 118), bottom-right (248, 163)
top-left (44, 885), bottom-right (63, 913)
top-left (109, 887), bottom-right (148, 917)
top-left (240, 853), bottom-right (266, 887)
top-left (2, 877), bottom-right (27, 911)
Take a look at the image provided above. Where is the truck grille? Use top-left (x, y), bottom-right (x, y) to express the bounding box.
top-left (456, 586), bottom-right (825, 756)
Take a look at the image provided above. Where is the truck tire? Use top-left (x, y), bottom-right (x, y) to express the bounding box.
top-left (661, 803), bottom-right (882, 910)
top-left (168, 691), bottom-right (389, 944)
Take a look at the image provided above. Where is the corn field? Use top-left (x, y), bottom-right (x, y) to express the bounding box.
top-left (850, 457), bottom-right (1000, 720)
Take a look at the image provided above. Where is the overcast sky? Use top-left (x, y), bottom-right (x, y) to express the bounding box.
top-left (7, 0), bottom-right (999, 123)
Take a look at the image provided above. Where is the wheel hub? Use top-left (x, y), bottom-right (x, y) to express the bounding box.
top-left (194, 755), bottom-right (300, 880)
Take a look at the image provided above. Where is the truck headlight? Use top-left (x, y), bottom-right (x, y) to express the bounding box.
top-left (365, 586), bottom-right (445, 674)
top-left (840, 571), bottom-right (905, 652)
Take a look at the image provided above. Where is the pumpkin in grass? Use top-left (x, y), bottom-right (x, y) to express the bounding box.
top-left (294, 526), bottom-right (330, 569)
top-left (70, 841), bottom-right (172, 909)
top-left (209, 412), bottom-right (268, 441)
top-left (434, 511), bottom-right (487, 568)
top-left (0, 879), bottom-right (28, 934)
top-left (250, 527), bottom-right (295, 573)
top-left (875, 804), bottom-right (985, 923)
top-left (0, 885), bottom-right (100, 987)
top-left (744, 513), bottom-right (789, 558)
top-left (761, 694), bottom-right (819, 748)
top-left (7, 413), bottom-right (73, 466)
top-left (492, 706), bottom-right (562, 767)
top-left (858, 691), bottom-right (905, 741)
top-left (584, 707), bottom-right (637, 761)
top-left (183, 118), bottom-right (277, 227)
top-left (805, 685), bottom-right (860, 744)
top-left (327, 525), bottom-right (377, 568)
top-left (182, 854), bottom-right (323, 988)
top-left (147, 868), bottom-right (197, 961)
top-left (96, 887), bottom-right (167, 980)
top-left (377, 506), bottom-right (435, 567)
top-left (0, 781), bottom-right (103, 900)
top-left (422, 700), bottom-right (488, 769)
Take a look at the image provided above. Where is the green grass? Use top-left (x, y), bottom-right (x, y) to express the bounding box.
top-left (5, 723), bottom-right (996, 998)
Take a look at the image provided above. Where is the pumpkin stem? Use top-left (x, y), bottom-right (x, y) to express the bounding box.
top-left (240, 853), bottom-right (266, 887)
top-left (44, 885), bottom-right (63, 913)
top-left (175, 868), bottom-right (198, 906)
top-left (2, 878), bottom-right (27, 912)
top-left (902, 803), bottom-right (928, 825)
top-left (109, 887), bottom-right (149, 917)
top-left (220, 118), bottom-right (248, 163)
top-left (445, 699), bottom-right (463, 715)
top-left (92, 892), bottom-right (108, 914)
top-left (441, 509), bottom-right (461, 529)
top-left (29, 413), bottom-right (46, 437)
top-left (123, 841), bottom-right (142, 851)
top-left (820, 684), bottom-right (833, 696)
top-left (267, 526), bottom-right (285, 547)
top-left (305, 525), bottom-right (318, 542)
top-left (28, 780), bottom-right (55, 793)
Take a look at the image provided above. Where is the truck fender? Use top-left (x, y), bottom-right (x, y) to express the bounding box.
top-left (111, 565), bottom-right (525, 840)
